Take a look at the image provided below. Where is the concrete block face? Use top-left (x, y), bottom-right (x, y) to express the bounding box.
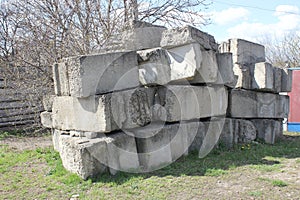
top-left (56, 52), bottom-right (139, 97)
top-left (251, 119), bottom-right (283, 144)
top-left (121, 26), bottom-right (166, 51)
top-left (106, 132), bottom-right (140, 174)
top-left (220, 39), bottom-right (265, 65)
top-left (52, 88), bottom-right (155, 132)
top-left (229, 90), bottom-right (289, 118)
top-left (281, 69), bottom-right (292, 92)
top-left (58, 135), bottom-right (108, 180)
top-left (215, 53), bottom-right (236, 87)
top-left (133, 121), bottom-right (201, 171)
top-left (40, 111), bottom-right (52, 128)
top-left (156, 85), bottom-right (228, 122)
top-left (53, 63), bottom-right (70, 96)
top-left (160, 25), bottom-right (218, 50)
top-left (252, 62), bottom-right (274, 91)
top-left (190, 49), bottom-right (218, 84)
top-left (273, 67), bottom-right (282, 93)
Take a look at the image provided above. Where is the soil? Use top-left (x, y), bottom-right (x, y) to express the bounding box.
top-left (0, 135), bottom-right (53, 151)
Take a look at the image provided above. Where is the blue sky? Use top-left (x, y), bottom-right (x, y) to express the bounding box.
top-left (201, 0), bottom-right (300, 43)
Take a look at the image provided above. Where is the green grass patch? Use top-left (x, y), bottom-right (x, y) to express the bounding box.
top-left (271, 179), bottom-right (288, 187)
top-left (248, 191), bottom-right (263, 197)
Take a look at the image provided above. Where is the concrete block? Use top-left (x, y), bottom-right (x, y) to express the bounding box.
top-left (132, 121), bottom-right (202, 172)
top-left (58, 134), bottom-right (108, 180)
top-left (219, 39), bottom-right (266, 89)
top-left (54, 51), bottom-right (139, 97)
top-left (138, 44), bottom-right (218, 85)
top-left (281, 68), bottom-right (292, 92)
top-left (106, 132), bottom-right (140, 175)
top-left (251, 119), bottom-right (283, 144)
top-left (156, 85), bottom-right (228, 122)
top-left (273, 67), bottom-right (282, 93)
top-left (40, 111), bottom-right (52, 128)
top-left (52, 88), bottom-right (154, 132)
top-left (252, 62), bottom-right (274, 92)
top-left (160, 25), bottom-right (218, 50)
top-left (219, 118), bottom-right (257, 148)
top-left (219, 39), bottom-right (265, 65)
top-left (189, 49), bottom-right (218, 84)
top-left (229, 90), bottom-right (289, 118)
top-left (42, 95), bottom-right (55, 112)
top-left (214, 53), bottom-right (236, 87)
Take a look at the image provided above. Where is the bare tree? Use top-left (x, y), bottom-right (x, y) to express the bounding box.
top-left (260, 32), bottom-right (300, 68)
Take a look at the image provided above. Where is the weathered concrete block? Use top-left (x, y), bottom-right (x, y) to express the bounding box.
top-left (52, 88), bottom-right (154, 132)
top-left (252, 62), bottom-right (274, 92)
top-left (214, 53), bottom-right (236, 87)
top-left (42, 95), bottom-right (55, 112)
top-left (219, 39), bottom-right (265, 65)
top-left (40, 111), bottom-right (52, 128)
top-left (251, 119), bottom-right (283, 144)
top-left (229, 90), bottom-right (289, 118)
top-left (160, 25), bottom-right (218, 50)
top-left (105, 132), bottom-right (140, 175)
top-left (53, 52), bottom-right (139, 97)
top-left (156, 85), bottom-right (228, 122)
top-left (273, 67), bottom-right (282, 93)
top-left (281, 68), bottom-right (292, 92)
top-left (58, 134), bottom-right (108, 180)
top-left (132, 121), bottom-right (202, 171)
top-left (219, 39), bottom-right (265, 88)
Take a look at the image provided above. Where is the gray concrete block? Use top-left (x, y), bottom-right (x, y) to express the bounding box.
top-left (106, 132), bottom-right (140, 175)
top-left (214, 53), bottom-right (236, 87)
top-left (40, 111), bottom-right (52, 128)
top-left (251, 119), bottom-right (283, 144)
top-left (156, 85), bottom-right (228, 122)
top-left (132, 121), bottom-right (202, 172)
top-left (54, 51), bottom-right (139, 97)
top-left (219, 118), bottom-right (257, 148)
top-left (252, 62), bottom-right (274, 92)
top-left (273, 67), bottom-right (282, 93)
top-left (281, 68), bottom-right (292, 92)
top-left (219, 39), bottom-right (265, 65)
top-left (229, 90), bottom-right (289, 118)
top-left (219, 39), bottom-right (266, 89)
top-left (52, 87), bottom-right (154, 132)
top-left (58, 134), bottom-right (108, 180)
top-left (160, 25), bottom-right (218, 50)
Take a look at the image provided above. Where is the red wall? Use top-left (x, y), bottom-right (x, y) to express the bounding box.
top-left (288, 70), bottom-right (300, 122)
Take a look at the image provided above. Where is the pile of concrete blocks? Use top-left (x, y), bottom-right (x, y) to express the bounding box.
top-left (41, 24), bottom-right (291, 179)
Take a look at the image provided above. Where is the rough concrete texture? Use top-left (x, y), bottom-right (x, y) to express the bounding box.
top-left (252, 62), bottom-right (274, 92)
top-left (281, 68), bottom-right (293, 92)
top-left (132, 121), bottom-right (202, 171)
top-left (40, 111), bottom-right (52, 128)
top-left (52, 88), bottom-right (154, 132)
top-left (156, 85), bottom-right (228, 122)
top-left (219, 39), bottom-right (265, 89)
top-left (214, 53), bottom-right (236, 87)
top-left (58, 134), bottom-right (108, 180)
top-left (160, 25), bottom-right (218, 50)
top-left (251, 119), bottom-right (283, 144)
top-left (53, 51), bottom-right (139, 97)
top-left (229, 89), bottom-right (289, 118)
top-left (138, 44), bottom-right (218, 85)
top-left (53, 130), bottom-right (139, 178)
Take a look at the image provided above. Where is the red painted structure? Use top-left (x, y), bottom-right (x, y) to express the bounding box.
top-left (288, 68), bottom-right (300, 131)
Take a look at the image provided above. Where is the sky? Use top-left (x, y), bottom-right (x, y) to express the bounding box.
top-left (201, 0), bottom-right (300, 43)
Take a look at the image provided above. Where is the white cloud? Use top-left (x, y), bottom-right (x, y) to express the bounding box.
top-left (226, 5), bottom-right (300, 41)
top-left (211, 7), bottom-right (250, 25)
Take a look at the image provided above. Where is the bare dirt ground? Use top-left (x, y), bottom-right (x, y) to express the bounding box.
top-left (0, 135), bottom-right (53, 151)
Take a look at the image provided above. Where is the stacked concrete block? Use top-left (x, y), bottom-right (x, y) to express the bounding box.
top-left (40, 25), bottom-right (291, 179)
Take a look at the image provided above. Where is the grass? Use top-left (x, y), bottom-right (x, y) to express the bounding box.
top-left (0, 132), bottom-right (299, 199)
